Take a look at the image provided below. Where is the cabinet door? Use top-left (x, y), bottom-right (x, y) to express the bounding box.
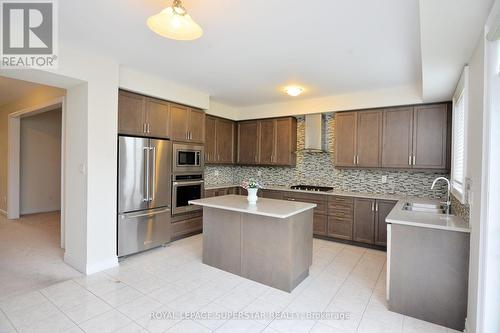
top-left (375, 200), bottom-right (396, 246)
top-left (313, 214), bottom-right (328, 236)
top-left (205, 189), bottom-right (216, 198)
top-left (118, 91), bottom-right (145, 136)
top-left (237, 121), bottom-right (259, 164)
top-left (357, 111), bottom-right (382, 167)
top-left (170, 104), bottom-right (189, 141)
top-left (275, 117), bottom-right (297, 166)
top-left (412, 104), bottom-right (448, 169)
top-left (189, 108), bottom-right (205, 143)
top-left (205, 116), bottom-right (216, 163)
top-left (216, 118), bottom-right (235, 163)
top-left (259, 119), bottom-right (276, 164)
top-left (327, 217), bottom-right (353, 240)
top-left (145, 98), bottom-right (170, 138)
top-left (261, 189), bottom-right (284, 200)
top-left (353, 198), bottom-right (375, 244)
top-left (335, 112), bottom-right (357, 166)
top-left (382, 107), bottom-right (413, 168)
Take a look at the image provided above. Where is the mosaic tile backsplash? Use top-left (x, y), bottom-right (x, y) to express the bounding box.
top-left (205, 115), bottom-right (450, 199)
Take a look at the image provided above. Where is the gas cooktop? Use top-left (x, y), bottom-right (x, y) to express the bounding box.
top-left (290, 185), bottom-right (334, 192)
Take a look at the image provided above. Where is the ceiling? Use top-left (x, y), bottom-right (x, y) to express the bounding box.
top-left (59, 0), bottom-right (422, 107)
top-left (0, 77), bottom-right (42, 107)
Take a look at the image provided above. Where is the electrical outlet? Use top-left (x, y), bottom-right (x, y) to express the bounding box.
top-left (257, 170), bottom-right (262, 177)
top-left (381, 175), bottom-right (388, 184)
top-left (214, 170), bottom-right (219, 176)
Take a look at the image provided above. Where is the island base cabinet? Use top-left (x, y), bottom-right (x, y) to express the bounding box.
top-left (388, 224), bottom-right (469, 331)
top-left (202, 207), bottom-right (313, 292)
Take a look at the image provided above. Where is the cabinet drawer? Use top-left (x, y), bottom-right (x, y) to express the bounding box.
top-left (313, 214), bottom-right (327, 236)
top-left (261, 189), bottom-right (284, 200)
top-left (286, 196), bottom-right (327, 215)
top-left (172, 217), bottom-right (202, 238)
top-left (328, 196), bottom-right (354, 215)
top-left (327, 217), bottom-right (353, 240)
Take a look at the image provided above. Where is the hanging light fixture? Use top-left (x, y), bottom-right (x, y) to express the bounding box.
top-left (147, 0), bottom-right (203, 41)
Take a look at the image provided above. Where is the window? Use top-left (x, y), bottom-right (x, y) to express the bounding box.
top-left (451, 66), bottom-right (469, 203)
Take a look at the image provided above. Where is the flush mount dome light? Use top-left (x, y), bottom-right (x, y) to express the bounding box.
top-left (147, 0), bottom-right (203, 41)
top-left (284, 86), bottom-right (304, 97)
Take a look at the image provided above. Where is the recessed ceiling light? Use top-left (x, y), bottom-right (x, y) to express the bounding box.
top-left (147, 0), bottom-right (203, 41)
top-left (284, 86), bottom-right (304, 97)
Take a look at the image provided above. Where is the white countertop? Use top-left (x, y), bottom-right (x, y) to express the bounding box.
top-left (189, 195), bottom-right (316, 219)
top-left (386, 198), bottom-right (470, 233)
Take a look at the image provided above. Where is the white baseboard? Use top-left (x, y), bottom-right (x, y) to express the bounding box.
top-left (64, 252), bottom-right (119, 275)
top-left (85, 256), bottom-right (119, 275)
top-left (64, 252), bottom-right (86, 273)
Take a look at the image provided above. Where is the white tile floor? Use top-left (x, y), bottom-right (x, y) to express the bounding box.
top-left (0, 212), bottom-right (82, 300)
top-left (0, 233), bottom-right (462, 333)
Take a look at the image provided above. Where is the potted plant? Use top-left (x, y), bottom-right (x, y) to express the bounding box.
top-left (241, 179), bottom-right (263, 204)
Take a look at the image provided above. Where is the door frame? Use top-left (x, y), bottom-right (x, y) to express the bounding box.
top-left (7, 96), bottom-right (66, 248)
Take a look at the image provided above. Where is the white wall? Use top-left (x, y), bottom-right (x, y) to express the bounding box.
top-left (119, 67), bottom-right (209, 110)
top-left (465, 35), bottom-right (486, 333)
top-left (233, 85), bottom-right (422, 120)
top-left (20, 108), bottom-right (62, 215)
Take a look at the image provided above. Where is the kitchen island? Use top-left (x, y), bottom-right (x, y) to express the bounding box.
top-left (188, 195), bottom-right (316, 292)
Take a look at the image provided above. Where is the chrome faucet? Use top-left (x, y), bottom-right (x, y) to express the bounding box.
top-left (431, 177), bottom-right (451, 214)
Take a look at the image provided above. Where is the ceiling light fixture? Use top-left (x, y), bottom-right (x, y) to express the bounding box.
top-left (147, 0), bottom-right (203, 41)
top-left (284, 86), bottom-right (304, 97)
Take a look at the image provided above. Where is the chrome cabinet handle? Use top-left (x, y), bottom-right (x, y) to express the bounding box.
top-left (412, 155), bottom-right (416, 166)
top-left (408, 156), bottom-right (412, 165)
top-left (353, 155), bottom-right (356, 165)
top-left (375, 202), bottom-right (378, 212)
top-left (356, 155), bottom-right (359, 165)
top-left (371, 201), bottom-right (375, 211)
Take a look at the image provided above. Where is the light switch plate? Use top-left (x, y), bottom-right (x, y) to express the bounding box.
top-left (214, 170), bottom-right (219, 176)
top-left (257, 170), bottom-right (262, 176)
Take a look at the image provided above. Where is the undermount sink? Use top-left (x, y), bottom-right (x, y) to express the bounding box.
top-left (402, 202), bottom-right (448, 214)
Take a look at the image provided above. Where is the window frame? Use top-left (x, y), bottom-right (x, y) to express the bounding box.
top-left (451, 66), bottom-right (469, 203)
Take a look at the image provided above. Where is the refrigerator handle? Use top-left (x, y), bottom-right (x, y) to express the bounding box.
top-left (143, 147), bottom-right (150, 202)
top-left (150, 146), bottom-right (156, 202)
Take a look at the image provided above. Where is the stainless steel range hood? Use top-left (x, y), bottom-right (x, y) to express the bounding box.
top-left (299, 113), bottom-right (327, 153)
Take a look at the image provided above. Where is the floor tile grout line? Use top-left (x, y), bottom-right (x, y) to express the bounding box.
top-left (305, 246), bottom-right (368, 333)
top-left (354, 252), bottom-right (388, 332)
top-left (0, 307), bottom-right (20, 333)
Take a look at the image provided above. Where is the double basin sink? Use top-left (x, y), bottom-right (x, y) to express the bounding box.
top-left (402, 202), bottom-right (449, 215)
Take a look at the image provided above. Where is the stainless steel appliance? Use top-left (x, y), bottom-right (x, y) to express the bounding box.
top-left (118, 136), bottom-right (172, 257)
top-left (290, 185), bottom-right (334, 192)
top-left (172, 174), bottom-right (204, 215)
top-left (172, 143), bottom-right (204, 174)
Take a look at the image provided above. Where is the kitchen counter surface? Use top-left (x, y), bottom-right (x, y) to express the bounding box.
top-left (189, 194), bottom-right (316, 219)
top-left (386, 198), bottom-right (470, 233)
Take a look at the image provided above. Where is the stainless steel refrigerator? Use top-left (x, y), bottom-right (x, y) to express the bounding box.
top-left (118, 136), bottom-right (172, 257)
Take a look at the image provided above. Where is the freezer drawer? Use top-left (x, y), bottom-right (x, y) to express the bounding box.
top-left (118, 207), bottom-right (171, 257)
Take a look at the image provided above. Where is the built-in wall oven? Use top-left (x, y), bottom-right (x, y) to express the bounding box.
top-left (173, 143), bottom-right (204, 174)
top-left (172, 174), bottom-right (204, 215)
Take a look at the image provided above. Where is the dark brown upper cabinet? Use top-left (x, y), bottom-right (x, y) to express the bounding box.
top-left (412, 104), bottom-right (449, 169)
top-left (145, 98), bottom-right (170, 138)
top-left (335, 110), bottom-right (382, 167)
top-left (336, 103), bottom-right (450, 170)
top-left (237, 120), bottom-right (260, 164)
top-left (382, 107), bottom-right (414, 168)
top-left (237, 117), bottom-right (297, 166)
top-left (357, 111), bottom-right (382, 167)
top-left (335, 112), bottom-right (357, 167)
top-left (170, 103), bottom-right (205, 143)
top-left (118, 91), bottom-right (170, 138)
top-left (259, 119), bottom-right (275, 164)
top-left (205, 116), bottom-right (217, 163)
top-left (205, 115), bottom-right (236, 164)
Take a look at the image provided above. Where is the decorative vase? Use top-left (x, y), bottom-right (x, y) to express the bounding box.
top-left (247, 188), bottom-right (258, 204)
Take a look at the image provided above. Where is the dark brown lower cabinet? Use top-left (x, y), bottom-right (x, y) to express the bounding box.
top-left (313, 214), bottom-right (328, 236)
top-left (375, 200), bottom-right (397, 246)
top-left (261, 189), bottom-right (284, 200)
top-left (353, 198), bottom-right (376, 244)
top-left (327, 217), bottom-right (353, 240)
top-left (172, 216), bottom-right (202, 240)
